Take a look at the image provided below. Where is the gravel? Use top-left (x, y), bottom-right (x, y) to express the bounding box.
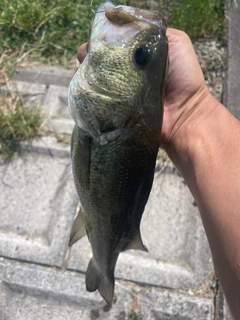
top-left (193, 39), bottom-right (227, 102)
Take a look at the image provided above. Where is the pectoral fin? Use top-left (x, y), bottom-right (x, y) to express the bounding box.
top-left (69, 208), bottom-right (86, 246)
top-left (122, 231), bottom-right (148, 252)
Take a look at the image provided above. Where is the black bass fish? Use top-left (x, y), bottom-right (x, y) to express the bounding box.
top-left (68, 1), bottom-right (168, 304)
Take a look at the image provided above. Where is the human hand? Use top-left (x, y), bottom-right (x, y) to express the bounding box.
top-left (77, 42), bottom-right (88, 65)
top-left (160, 28), bottom-right (212, 151)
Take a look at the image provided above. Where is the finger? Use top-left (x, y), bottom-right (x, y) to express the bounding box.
top-left (77, 42), bottom-right (88, 63)
top-left (77, 21), bottom-right (93, 63)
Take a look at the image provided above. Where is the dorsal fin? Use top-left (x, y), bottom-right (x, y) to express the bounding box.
top-left (69, 208), bottom-right (86, 246)
top-left (122, 231), bottom-right (148, 252)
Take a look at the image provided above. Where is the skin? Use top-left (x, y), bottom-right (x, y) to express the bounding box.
top-left (77, 28), bottom-right (240, 319)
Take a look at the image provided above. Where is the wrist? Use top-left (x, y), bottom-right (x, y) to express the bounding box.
top-left (164, 88), bottom-right (223, 174)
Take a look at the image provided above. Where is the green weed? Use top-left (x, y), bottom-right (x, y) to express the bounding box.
top-left (0, 93), bottom-right (42, 161)
top-left (171, 0), bottom-right (227, 42)
top-left (0, 0), bottom-right (103, 65)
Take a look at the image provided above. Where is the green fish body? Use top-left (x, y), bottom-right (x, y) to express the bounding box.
top-left (68, 1), bottom-right (168, 304)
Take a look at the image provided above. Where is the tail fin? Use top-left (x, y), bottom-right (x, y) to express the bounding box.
top-left (86, 258), bottom-right (114, 305)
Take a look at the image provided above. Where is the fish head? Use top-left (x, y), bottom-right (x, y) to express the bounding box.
top-left (69, 2), bottom-right (168, 138)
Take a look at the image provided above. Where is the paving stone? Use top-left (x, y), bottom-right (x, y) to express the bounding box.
top-left (14, 66), bottom-right (74, 87)
top-left (138, 287), bottom-right (213, 320)
top-left (0, 81), bottom-right (47, 106)
top-left (0, 140), bottom-right (78, 267)
top-left (68, 163), bottom-right (213, 291)
top-left (20, 136), bottom-right (71, 159)
top-left (0, 259), bottom-right (138, 320)
top-left (0, 75), bottom-right (74, 135)
top-left (0, 259), bottom-right (213, 320)
top-left (42, 85), bottom-right (69, 118)
top-left (45, 118), bottom-right (75, 136)
top-left (226, 1), bottom-right (240, 119)
top-left (42, 84), bottom-right (74, 135)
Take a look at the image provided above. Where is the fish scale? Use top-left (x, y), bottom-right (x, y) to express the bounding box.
top-left (90, 55), bottom-right (142, 95)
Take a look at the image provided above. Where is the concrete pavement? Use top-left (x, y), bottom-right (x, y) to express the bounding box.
top-left (1, 3), bottom-right (239, 318)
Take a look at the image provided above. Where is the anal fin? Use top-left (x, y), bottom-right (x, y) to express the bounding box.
top-left (69, 208), bottom-right (86, 246)
top-left (122, 231), bottom-right (148, 252)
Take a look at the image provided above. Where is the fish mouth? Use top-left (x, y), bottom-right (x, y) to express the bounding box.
top-left (90, 2), bottom-right (166, 49)
top-left (105, 4), bottom-right (166, 28)
top-left (96, 2), bottom-right (166, 28)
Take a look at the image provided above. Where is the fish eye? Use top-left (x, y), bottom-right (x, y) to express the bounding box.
top-left (135, 46), bottom-right (151, 66)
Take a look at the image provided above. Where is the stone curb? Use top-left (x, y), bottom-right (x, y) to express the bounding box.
top-left (1, 259), bottom-right (213, 320)
top-left (14, 66), bottom-right (74, 87)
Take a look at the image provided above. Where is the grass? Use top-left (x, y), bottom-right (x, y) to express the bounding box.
top-left (0, 0), bottom-right (97, 65)
top-left (0, 95), bottom-right (42, 160)
top-left (171, 0), bottom-right (227, 43)
top-left (0, 0), bottom-right (227, 160)
top-left (0, 0), bottom-right (227, 61)
top-left (0, 65), bottom-right (42, 160)
top-left (0, 52), bottom-right (42, 161)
